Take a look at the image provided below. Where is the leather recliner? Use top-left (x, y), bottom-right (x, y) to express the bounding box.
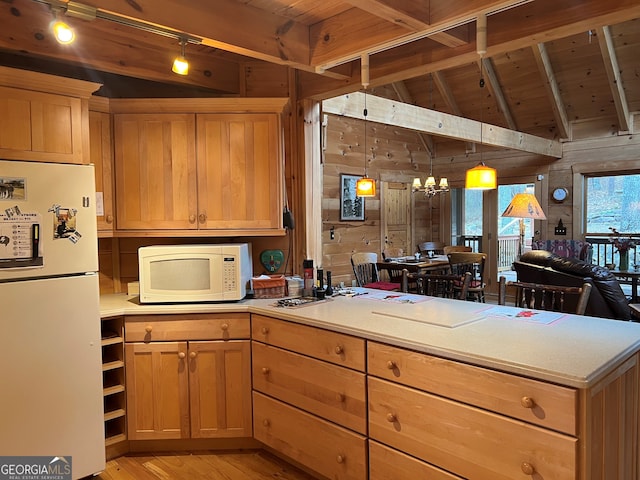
top-left (513, 250), bottom-right (633, 320)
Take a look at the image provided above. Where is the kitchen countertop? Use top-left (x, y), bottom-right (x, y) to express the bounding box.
top-left (101, 289), bottom-right (640, 388)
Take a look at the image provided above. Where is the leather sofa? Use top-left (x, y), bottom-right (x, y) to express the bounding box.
top-left (513, 250), bottom-right (635, 320)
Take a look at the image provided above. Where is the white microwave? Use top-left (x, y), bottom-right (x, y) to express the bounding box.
top-left (138, 243), bottom-right (252, 303)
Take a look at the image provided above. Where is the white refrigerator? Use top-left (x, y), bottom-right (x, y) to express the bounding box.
top-left (0, 160), bottom-right (105, 479)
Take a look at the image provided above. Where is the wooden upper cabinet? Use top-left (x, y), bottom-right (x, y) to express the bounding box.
top-left (197, 113), bottom-right (282, 231)
top-left (110, 98), bottom-right (287, 236)
top-left (90, 108), bottom-right (115, 235)
top-left (0, 67), bottom-right (99, 164)
top-left (113, 113), bottom-right (198, 230)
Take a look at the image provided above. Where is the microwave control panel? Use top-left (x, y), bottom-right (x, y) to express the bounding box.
top-left (223, 256), bottom-right (237, 292)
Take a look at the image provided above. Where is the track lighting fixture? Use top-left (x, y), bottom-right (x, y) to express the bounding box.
top-left (172, 38), bottom-right (189, 76)
top-left (51, 8), bottom-right (75, 44)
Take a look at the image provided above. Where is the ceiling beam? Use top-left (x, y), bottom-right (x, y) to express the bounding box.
top-left (479, 57), bottom-right (517, 131)
top-left (432, 71), bottom-right (475, 153)
top-left (596, 26), bottom-right (631, 133)
top-left (531, 43), bottom-right (571, 140)
top-left (323, 92), bottom-right (562, 157)
top-left (391, 81), bottom-right (434, 158)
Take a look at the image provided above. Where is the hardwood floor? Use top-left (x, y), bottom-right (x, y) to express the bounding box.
top-left (95, 450), bottom-right (318, 480)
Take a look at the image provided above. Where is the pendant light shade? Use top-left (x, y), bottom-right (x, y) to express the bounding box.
top-left (355, 176), bottom-right (376, 197)
top-left (465, 162), bottom-right (497, 190)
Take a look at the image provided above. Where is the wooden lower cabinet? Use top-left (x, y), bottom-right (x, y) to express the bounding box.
top-left (253, 392), bottom-right (367, 480)
top-left (124, 314), bottom-right (252, 441)
top-left (369, 441), bottom-right (463, 480)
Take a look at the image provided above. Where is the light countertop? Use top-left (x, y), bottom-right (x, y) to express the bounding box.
top-left (101, 289), bottom-right (640, 388)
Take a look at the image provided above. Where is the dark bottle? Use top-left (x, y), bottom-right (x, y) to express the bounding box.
top-left (325, 271), bottom-right (333, 296)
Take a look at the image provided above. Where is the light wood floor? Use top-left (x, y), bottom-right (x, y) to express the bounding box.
top-left (95, 450), bottom-right (318, 480)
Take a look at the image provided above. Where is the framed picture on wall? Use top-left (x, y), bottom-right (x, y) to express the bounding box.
top-left (340, 174), bottom-right (365, 221)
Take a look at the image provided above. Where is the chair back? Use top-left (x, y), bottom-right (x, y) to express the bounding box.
top-left (402, 270), bottom-right (472, 300)
top-left (443, 245), bottom-right (472, 254)
top-left (351, 252), bottom-right (380, 287)
top-left (382, 247), bottom-right (404, 260)
top-left (417, 241), bottom-right (445, 255)
top-left (498, 276), bottom-right (592, 315)
top-left (447, 252), bottom-right (487, 301)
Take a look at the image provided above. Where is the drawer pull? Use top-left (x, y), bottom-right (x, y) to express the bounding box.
top-left (336, 393), bottom-right (346, 402)
top-left (189, 351), bottom-right (197, 359)
top-left (145, 325), bottom-right (153, 333)
top-left (178, 352), bottom-right (186, 359)
top-left (520, 462), bottom-right (535, 475)
top-left (520, 396), bottom-right (535, 409)
top-left (386, 360), bottom-right (397, 370)
top-left (189, 214), bottom-right (196, 224)
top-left (261, 326), bottom-right (269, 335)
top-left (386, 413), bottom-right (397, 423)
top-left (334, 345), bottom-right (344, 355)
top-left (221, 323), bottom-right (229, 331)
top-left (198, 213), bottom-right (207, 223)
top-left (106, 214), bottom-right (113, 224)
top-left (261, 367), bottom-right (270, 375)
top-left (262, 419), bottom-right (270, 427)
top-left (336, 455), bottom-right (345, 464)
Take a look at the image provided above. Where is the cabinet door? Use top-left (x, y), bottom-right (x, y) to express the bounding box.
top-left (189, 340), bottom-right (252, 438)
top-left (196, 114), bottom-right (282, 231)
top-left (0, 86), bottom-right (85, 164)
top-left (114, 114), bottom-right (198, 230)
top-left (90, 111), bottom-right (115, 234)
top-left (125, 341), bottom-right (190, 440)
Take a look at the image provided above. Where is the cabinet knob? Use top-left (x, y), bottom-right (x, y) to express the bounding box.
top-left (334, 345), bottom-right (344, 355)
top-left (220, 323), bottom-right (229, 331)
top-left (261, 326), bottom-right (269, 335)
top-left (386, 360), bottom-right (397, 370)
top-left (261, 367), bottom-right (270, 375)
top-left (520, 396), bottom-right (535, 409)
top-left (336, 393), bottom-right (346, 403)
top-left (178, 352), bottom-right (186, 359)
top-left (386, 413), bottom-right (397, 423)
top-left (189, 351), bottom-right (197, 359)
top-left (520, 462), bottom-right (535, 475)
top-left (145, 325), bottom-right (153, 333)
top-left (106, 214), bottom-right (113, 224)
top-left (189, 215), bottom-right (196, 224)
top-left (336, 455), bottom-right (345, 464)
top-left (198, 213), bottom-right (207, 223)
top-left (262, 419), bottom-right (270, 427)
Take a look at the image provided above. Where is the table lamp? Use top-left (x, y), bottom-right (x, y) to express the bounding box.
top-left (501, 192), bottom-right (546, 258)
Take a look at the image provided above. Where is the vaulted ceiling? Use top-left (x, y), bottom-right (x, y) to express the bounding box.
top-left (1, 0), bottom-right (639, 153)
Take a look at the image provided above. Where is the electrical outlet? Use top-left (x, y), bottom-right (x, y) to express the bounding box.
top-left (555, 225), bottom-right (567, 235)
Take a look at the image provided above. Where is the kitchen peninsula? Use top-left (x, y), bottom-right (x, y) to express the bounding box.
top-left (101, 290), bottom-right (640, 480)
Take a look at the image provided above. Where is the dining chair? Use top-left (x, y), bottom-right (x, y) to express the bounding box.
top-left (382, 246), bottom-right (404, 260)
top-left (401, 269), bottom-right (472, 300)
top-left (417, 241), bottom-right (446, 256)
top-left (498, 276), bottom-right (592, 315)
top-left (351, 253), bottom-right (400, 291)
top-left (443, 245), bottom-right (472, 254)
top-left (446, 252), bottom-right (487, 302)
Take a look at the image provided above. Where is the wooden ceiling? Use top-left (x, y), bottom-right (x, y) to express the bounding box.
top-left (1, 0), bottom-right (639, 147)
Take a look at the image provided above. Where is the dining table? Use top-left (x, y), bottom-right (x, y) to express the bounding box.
top-left (610, 269), bottom-right (640, 303)
top-left (377, 255), bottom-right (451, 278)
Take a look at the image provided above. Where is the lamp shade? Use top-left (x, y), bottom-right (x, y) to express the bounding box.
top-left (465, 162), bottom-right (497, 189)
top-left (501, 193), bottom-right (547, 219)
top-left (355, 176), bottom-right (376, 197)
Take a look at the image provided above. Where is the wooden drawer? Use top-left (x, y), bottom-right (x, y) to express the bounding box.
top-left (368, 341), bottom-right (577, 435)
top-left (253, 392), bottom-right (367, 480)
top-left (252, 342), bottom-right (367, 434)
top-left (369, 377), bottom-right (576, 480)
top-left (125, 313), bottom-right (250, 342)
top-left (369, 441), bottom-right (463, 480)
top-left (251, 315), bottom-right (365, 371)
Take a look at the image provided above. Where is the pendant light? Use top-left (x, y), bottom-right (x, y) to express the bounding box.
top-left (356, 54), bottom-right (376, 198)
top-left (466, 14), bottom-right (497, 190)
top-left (413, 74), bottom-right (449, 197)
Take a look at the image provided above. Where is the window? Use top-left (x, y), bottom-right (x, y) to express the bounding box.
top-left (451, 188), bottom-right (482, 251)
top-left (585, 174), bottom-right (640, 234)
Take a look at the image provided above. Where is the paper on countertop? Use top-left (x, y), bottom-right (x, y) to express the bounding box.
top-left (484, 305), bottom-right (565, 325)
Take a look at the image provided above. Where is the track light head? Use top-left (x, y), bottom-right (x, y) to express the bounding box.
top-left (172, 38), bottom-right (189, 75)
